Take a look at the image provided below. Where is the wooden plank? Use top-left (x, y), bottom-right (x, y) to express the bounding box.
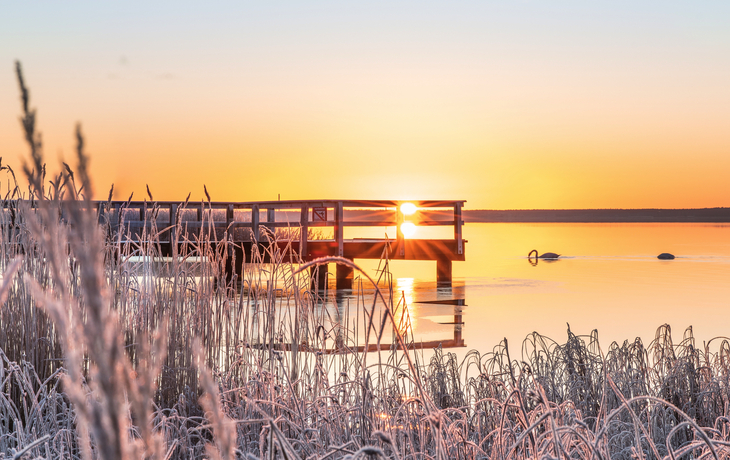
top-left (300, 220), bottom-right (335, 227)
top-left (410, 220), bottom-right (456, 226)
top-left (226, 221), bottom-right (287, 229)
top-left (120, 221), bottom-right (232, 229)
top-left (339, 239), bottom-right (465, 261)
top-left (105, 238), bottom-right (464, 264)
top-left (95, 199), bottom-right (465, 211)
top-left (249, 339), bottom-right (465, 354)
top-left (335, 220), bottom-right (398, 227)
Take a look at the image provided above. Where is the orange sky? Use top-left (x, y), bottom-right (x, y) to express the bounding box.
top-left (1, 2), bottom-right (729, 209)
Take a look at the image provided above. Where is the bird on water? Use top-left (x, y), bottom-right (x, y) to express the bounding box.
top-left (528, 250), bottom-right (560, 260)
top-left (657, 253), bottom-right (675, 260)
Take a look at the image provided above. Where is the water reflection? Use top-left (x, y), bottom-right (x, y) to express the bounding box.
top-left (394, 278), bottom-right (417, 334)
top-left (413, 298), bottom-right (464, 348)
top-left (375, 223), bottom-right (730, 357)
top-left (320, 277), bottom-right (467, 351)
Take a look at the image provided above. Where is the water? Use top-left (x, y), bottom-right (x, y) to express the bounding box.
top-left (352, 223), bottom-right (730, 355)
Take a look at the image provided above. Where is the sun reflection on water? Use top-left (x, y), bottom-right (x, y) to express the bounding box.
top-left (394, 278), bottom-right (418, 335)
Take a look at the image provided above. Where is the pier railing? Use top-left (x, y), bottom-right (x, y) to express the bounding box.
top-left (98, 199), bottom-right (466, 285)
top-left (99, 199), bottom-right (460, 246)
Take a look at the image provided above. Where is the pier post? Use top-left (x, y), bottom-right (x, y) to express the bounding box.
top-left (113, 203), bottom-right (120, 235)
top-left (336, 262), bottom-right (354, 290)
top-left (310, 264), bottom-right (328, 292)
top-left (226, 204), bottom-right (234, 229)
top-left (169, 203), bottom-right (178, 255)
top-left (436, 258), bottom-right (452, 284)
top-left (251, 204), bottom-right (260, 243)
top-left (97, 202), bottom-right (105, 224)
top-left (454, 202), bottom-right (463, 255)
top-left (300, 204), bottom-right (309, 258)
top-left (335, 202), bottom-right (344, 257)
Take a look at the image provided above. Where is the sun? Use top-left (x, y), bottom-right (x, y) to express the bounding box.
top-left (400, 202), bottom-right (417, 216)
top-left (400, 222), bottom-right (417, 238)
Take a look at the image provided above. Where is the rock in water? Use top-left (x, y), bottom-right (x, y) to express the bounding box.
top-left (657, 253), bottom-right (675, 260)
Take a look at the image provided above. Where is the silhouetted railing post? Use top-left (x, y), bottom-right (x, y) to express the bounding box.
top-left (226, 204), bottom-right (234, 231)
top-left (97, 202), bottom-right (105, 224)
top-left (454, 202), bottom-right (463, 255)
top-left (170, 203), bottom-right (178, 243)
top-left (335, 201), bottom-right (344, 257)
top-left (114, 203), bottom-right (121, 233)
top-left (251, 204), bottom-right (260, 243)
top-left (299, 204), bottom-right (308, 257)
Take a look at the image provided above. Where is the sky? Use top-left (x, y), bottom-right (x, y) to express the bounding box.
top-left (1, 1), bottom-right (729, 209)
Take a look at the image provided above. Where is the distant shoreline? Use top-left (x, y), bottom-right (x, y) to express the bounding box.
top-left (463, 208), bottom-right (730, 223)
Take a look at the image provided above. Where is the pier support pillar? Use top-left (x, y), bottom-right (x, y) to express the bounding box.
top-left (310, 265), bottom-right (328, 292)
top-left (336, 262), bottom-right (354, 290)
top-left (436, 258), bottom-right (452, 285)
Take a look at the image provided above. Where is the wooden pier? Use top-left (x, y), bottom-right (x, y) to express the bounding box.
top-left (97, 199), bottom-right (466, 288)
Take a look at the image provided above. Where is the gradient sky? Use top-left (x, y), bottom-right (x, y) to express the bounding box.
top-left (1, 1), bottom-right (729, 209)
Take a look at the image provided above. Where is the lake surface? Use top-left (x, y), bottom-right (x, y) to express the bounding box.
top-left (350, 223), bottom-right (730, 356)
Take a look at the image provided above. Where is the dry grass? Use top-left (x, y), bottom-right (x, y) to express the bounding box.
top-left (1, 62), bottom-right (730, 460)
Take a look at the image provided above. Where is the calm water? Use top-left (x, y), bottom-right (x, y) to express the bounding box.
top-left (352, 223), bottom-right (730, 355)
